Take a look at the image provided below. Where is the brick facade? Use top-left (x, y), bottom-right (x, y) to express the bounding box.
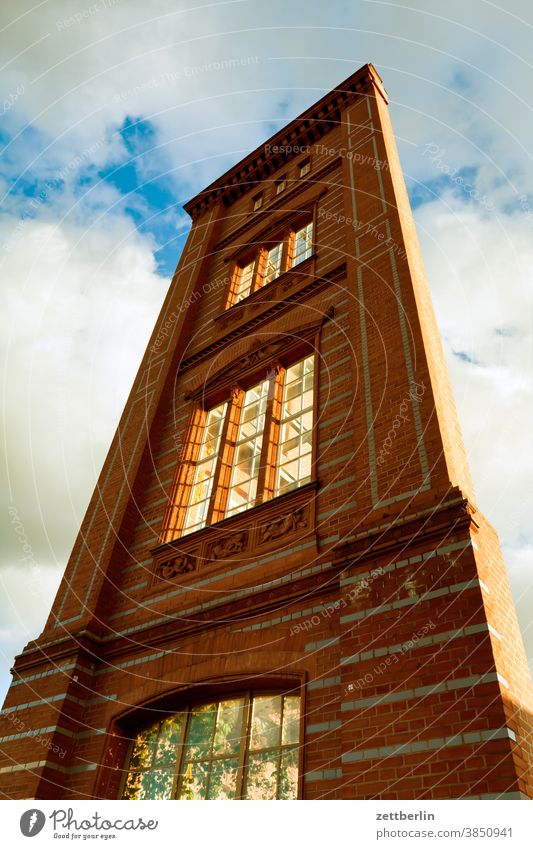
top-left (1, 63), bottom-right (532, 800)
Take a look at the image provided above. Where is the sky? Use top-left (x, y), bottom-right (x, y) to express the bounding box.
top-left (1, 0), bottom-right (533, 704)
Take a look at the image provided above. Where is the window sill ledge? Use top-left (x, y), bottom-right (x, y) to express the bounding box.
top-left (149, 479), bottom-right (319, 584)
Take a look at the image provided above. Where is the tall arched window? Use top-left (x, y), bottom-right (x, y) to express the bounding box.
top-left (161, 353), bottom-right (316, 543)
top-left (122, 692), bottom-right (301, 800)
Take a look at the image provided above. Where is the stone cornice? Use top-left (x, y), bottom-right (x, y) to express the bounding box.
top-left (332, 493), bottom-right (476, 569)
top-left (10, 493), bottom-right (477, 672)
top-left (183, 63), bottom-right (387, 219)
top-left (213, 155), bottom-right (340, 255)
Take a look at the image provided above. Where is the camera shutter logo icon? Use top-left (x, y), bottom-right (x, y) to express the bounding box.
top-left (20, 810), bottom-right (46, 837)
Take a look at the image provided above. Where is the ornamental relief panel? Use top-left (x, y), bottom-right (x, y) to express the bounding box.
top-left (150, 487), bottom-right (316, 586)
top-left (156, 552), bottom-right (198, 581)
top-left (258, 507), bottom-right (307, 545)
top-left (208, 530), bottom-right (248, 560)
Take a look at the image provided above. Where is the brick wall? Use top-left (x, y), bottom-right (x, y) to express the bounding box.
top-left (1, 64), bottom-right (530, 801)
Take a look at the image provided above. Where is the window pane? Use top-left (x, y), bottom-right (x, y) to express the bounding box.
top-left (124, 768), bottom-right (173, 801)
top-left (231, 476), bottom-right (252, 500)
top-left (292, 222), bottom-right (313, 266)
top-left (279, 442), bottom-right (298, 465)
top-left (207, 757), bottom-right (239, 800)
top-left (279, 748), bottom-right (299, 799)
top-left (182, 497), bottom-right (209, 533)
top-left (226, 491), bottom-right (247, 515)
top-left (301, 410), bottom-right (313, 432)
top-left (299, 454), bottom-right (312, 484)
top-left (189, 464), bottom-right (214, 503)
top-left (235, 442), bottom-right (256, 469)
top-left (246, 383), bottom-right (265, 403)
top-left (244, 751), bottom-right (278, 800)
top-left (181, 402), bottom-right (227, 536)
top-left (139, 770), bottom-right (153, 800)
top-left (275, 357), bottom-right (314, 497)
top-left (129, 724), bottom-right (158, 771)
top-left (233, 261), bottom-right (255, 303)
top-left (213, 699), bottom-right (245, 755)
top-left (147, 767), bottom-right (175, 800)
top-left (226, 380), bottom-right (269, 517)
top-left (282, 696), bottom-right (300, 745)
top-left (286, 360), bottom-right (303, 382)
top-left (155, 714), bottom-right (185, 766)
top-left (185, 703), bottom-right (217, 760)
top-left (286, 376), bottom-right (304, 398)
top-left (123, 771), bottom-right (142, 800)
top-left (250, 695), bottom-right (282, 750)
top-left (277, 462), bottom-right (299, 494)
top-left (282, 419), bottom-right (301, 442)
top-left (264, 242), bottom-right (283, 284)
top-left (198, 409), bottom-right (225, 461)
top-left (179, 760), bottom-right (209, 800)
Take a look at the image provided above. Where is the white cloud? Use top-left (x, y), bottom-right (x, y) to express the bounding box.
top-left (0, 212), bottom-right (167, 697)
top-left (414, 194), bottom-right (533, 539)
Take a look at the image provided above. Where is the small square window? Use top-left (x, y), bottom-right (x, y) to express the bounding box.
top-left (299, 159), bottom-right (311, 178)
top-left (275, 178), bottom-right (286, 195)
top-left (252, 193), bottom-right (263, 211)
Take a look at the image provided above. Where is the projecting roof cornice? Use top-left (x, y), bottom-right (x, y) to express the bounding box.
top-left (183, 63), bottom-right (387, 220)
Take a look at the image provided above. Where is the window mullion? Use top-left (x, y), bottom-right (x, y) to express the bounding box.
top-left (276, 696), bottom-right (286, 800)
top-left (251, 251), bottom-right (262, 293)
top-left (206, 387), bottom-right (243, 526)
top-left (283, 229), bottom-right (294, 271)
top-left (236, 692), bottom-right (252, 800)
top-left (253, 248), bottom-right (266, 292)
top-left (171, 709), bottom-right (190, 799)
top-left (203, 704), bottom-right (219, 800)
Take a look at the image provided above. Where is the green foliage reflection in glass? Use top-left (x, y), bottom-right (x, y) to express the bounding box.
top-left (123, 714), bottom-right (185, 800)
top-left (122, 694), bottom-right (300, 800)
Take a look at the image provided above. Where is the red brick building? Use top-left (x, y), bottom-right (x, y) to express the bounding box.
top-left (1, 63), bottom-right (532, 800)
